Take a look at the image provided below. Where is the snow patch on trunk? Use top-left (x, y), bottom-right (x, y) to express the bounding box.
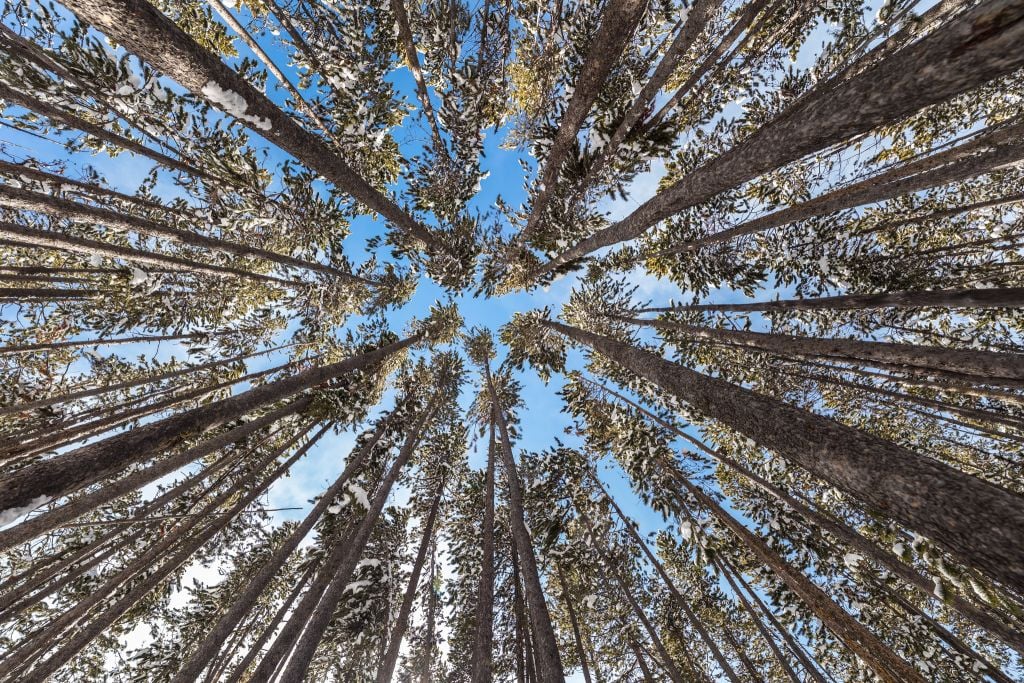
top-left (201, 81), bottom-right (272, 131)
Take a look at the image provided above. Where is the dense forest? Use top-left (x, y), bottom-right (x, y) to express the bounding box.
top-left (1, 0), bottom-right (1023, 680)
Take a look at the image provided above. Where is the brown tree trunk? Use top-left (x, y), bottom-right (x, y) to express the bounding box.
top-left (0, 184), bottom-right (365, 283)
top-left (471, 418), bottom-right (498, 683)
top-left (0, 329), bottom-right (228, 356)
top-left (518, 0), bottom-right (648, 244)
top-left (252, 400), bottom-right (437, 682)
top-left (534, 0), bottom-right (1024, 279)
top-left (170, 415), bottom-right (393, 682)
top-left (485, 365), bottom-right (565, 682)
top-left (556, 564), bottom-right (592, 683)
top-left (13, 425), bottom-right (326, 682)
top-left (390, 0), bottom-right (446, 153)
top-left (70, 0), bottom-right (438, 250)
top-left (0, 397), bottom-right (305, 552)
top-left (589, 376), bottom-right (1024, 656)
top-left (636, 287), bottom-right (1024, 314)
top-left (0, 220), bottom-right (292, 285)
top-left (0, 332), bottom-right (419, 514)
top-left (613, 572), bottom-right (686, 683)
top-left (545, 320), bottom-right (1024, 600)
top-left (375, 475), bottom-right (444, 683)
top-left (616, 315), bottom-right (1024, 386)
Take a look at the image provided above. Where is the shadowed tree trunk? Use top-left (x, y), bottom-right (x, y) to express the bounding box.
top-left (635, 287), bottom-right (1024, 314)
top-left (471, 417), bottom-right (498, 683)
top-left (170, 415), bottom-right (394, 683)
top-left (556, 564), bottom-right (592, 683)
top-left (375, 474), bottom-right (445, 683)
top-left (613, 315), bottom-right (1024, 386)
top-left (250, 399), bottom-right (437, 682)
top-left (69, 0), bottom-right (438, 250)
top-left (0, 331), bottom-right (419, 514)
top-left (533, 0), bottom-right (1024, 278)
top-left (485, 364), bottom-right (566, 681)
top-left (544, 320), bottom-right (1024, 595)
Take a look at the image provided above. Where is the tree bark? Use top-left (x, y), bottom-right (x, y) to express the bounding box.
top-left (617, 315), bottom-right (1024, 386)
top-left (69, 0), bottom-right (438, 250)
top-left (518, 0), bottom-right (648, 245)
top-left (635, 287), bottom-right (1024, 314)
top-left (470, 418), bottom-right (497, 683)
top-left (591, 376), bottom-right (1024, 656)
top-left (390, 0), bottom-right (446, 153)
top-left (264, 399), bottom-right (438, 683)
top-left (375, 474), bottom-right (444, 683)
top-left (0, 220), bottom-right (292, 285)
top-left (544, 320), bottom-right (1024, 593)
top-left (485, 364), bottom-right (566, 682)
top-left (533, 0), bottom-right (1024, 279)
top-left (171, 414), bottom-right (393, 683)
top-left (12, 425), bottom-right (326, 682)
top-left (556, 564), bottom-right (592, 683)
top-left (0, 184), bottom-right (365, 283)
top-left (0, 332), bottom-right (419, 514)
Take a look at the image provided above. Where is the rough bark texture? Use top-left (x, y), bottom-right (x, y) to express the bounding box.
top-left (470, 419), bottom-right (498, 683)
top-left (545, 319), bottom-right (1024, 592)
top-left (534, 0), bottom-right (1024, 277)
top-left (556, 565), bottom-right (592, 683)
top-left (376, 476), bottom-right (444, 683)
top-left (486, 366), bottom-right (566, 682)
top-left (0, 333), bottom-right (418, 513)
top-left (519, 0), bottom-right (648, 244)
top-left (620, 315), bottom-right (1024, 385)
top-left (636, 287), bottom-right (1024, 313)
top-left (69, 0), bottom-right (437, 249)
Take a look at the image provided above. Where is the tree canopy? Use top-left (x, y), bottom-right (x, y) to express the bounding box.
top-left (1, 0), bottom-right (1023, 680)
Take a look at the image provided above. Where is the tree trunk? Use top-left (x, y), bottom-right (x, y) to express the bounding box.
top-left (70, 0), bottom-right (438, 250)
top-left (252, 400), bottom-right (437, 683)
top-left (598, 375), bottom-right (1024, 655)
top-left (545, 320), bottom-right (1024, 600)
top-left (485, 365), bottom-right (565, 682)
top-left (616, 315), bottom-right (1024, 386)
top-left (518, 0), bottom-right (648, 244)
top-left (170, 415), bottom-right (393, 683)
top-left (471, 418), bottom-right (498, 683)
top-left (665, 119), bottom-right (1024, 252)
top-left (0, 397), bottom-right (309, 551)
top-left (533, 0), bottom-right (1024, 278)
top-left (390, 0), bottom-right (446, 153)
top-left (0, 332), bottom-right (418, 514)
top-left (13, 425), bottom-right (326, 682)
top-left (0, 184), bottom-right (364, 283)
top-left (375, 475), bottom-right (444, 683)
top-left (556, 564), bottom-right (593, 683)
top-left (636, 287), bottom-right (1024, 314)
top-left (0, 329), bottom-right (228, 356)
top-left (614, 572), bottom-right (686, 683)
top-left (0, 220), bottom-right (291, 285)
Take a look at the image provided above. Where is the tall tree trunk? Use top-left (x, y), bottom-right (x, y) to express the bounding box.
top-left (626, 633), bottom-right (657, 682)
top-left (70, 0), bottom-right (438, 250)
top-left (0, 184), bottom-right (365, 283)
top-left (251, 400), bottom-right (437, 683)
top-left (170, 415), bottom-right (393, 683)
top-left (594, 375), bottom-right (1024, 656)
top-left (518, 0), bottom-right (648, 244)
top-left (533, 0), bottom-right (1024, 278)
top-left (390, 0), bottom-right (447, 153)
top-left (13, 424), bottom-right (326, 682)
top-left (0, 398), bottom-right (308, 551)
top-left (615, 315), bottom-right (1024, 386)
top-left (471, 418), bottom-right (498, 683)
top-left (635, 287), bottom-right (1024, 314)
top-left (375, 474), bottom-right (445, 683)
top-left (0, 332), bottom-right (419, 513)
top-left (0, 329), bottom-right (229, 356)
top-left (663, 118), bottom-right (1024, 253)
top-left (421, 541), bottom-right (438, 683)
top-left (0, 220), bottom-right (291, 284)
top-left (613, 572), bottom-right (686, 683)
top-left (544, 319), bottom-right (1024, 591)
top-left (485, 365), bottom-right (565, 682)
top-left (556, 564), bottom-right (592, 683)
